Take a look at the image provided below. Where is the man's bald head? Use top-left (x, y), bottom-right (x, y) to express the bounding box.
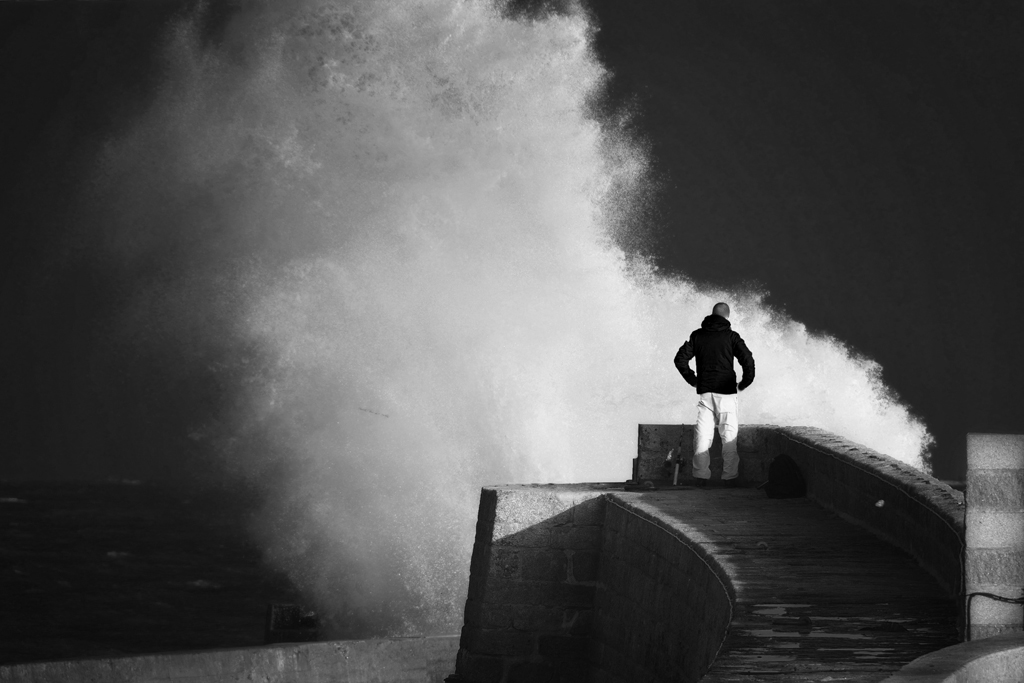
top-left (712, 302), bottom-right (730, 319)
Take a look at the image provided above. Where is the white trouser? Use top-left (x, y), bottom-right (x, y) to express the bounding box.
top-left (693, 392), bottom-right (739, 481)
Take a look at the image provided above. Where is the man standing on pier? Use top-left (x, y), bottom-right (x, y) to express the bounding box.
top-left (673, 303), bottom-right (755, 487)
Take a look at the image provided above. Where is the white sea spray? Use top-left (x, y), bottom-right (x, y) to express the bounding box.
top-left (84, 0), bottom-right (931, 635)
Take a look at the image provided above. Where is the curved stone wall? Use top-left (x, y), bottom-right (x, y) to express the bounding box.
top-left (775, 426), bottom-right (965, 598)
top-left (591, 494), bottom-right (733, 683)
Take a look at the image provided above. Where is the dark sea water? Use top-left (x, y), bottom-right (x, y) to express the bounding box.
top-left (0, 482), bottom-right (302, 665)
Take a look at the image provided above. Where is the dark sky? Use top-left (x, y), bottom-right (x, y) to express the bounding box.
top-left (2, 0), bottom-right (1022, 480)
top-left (584, 0), bottom-right (1024, 479)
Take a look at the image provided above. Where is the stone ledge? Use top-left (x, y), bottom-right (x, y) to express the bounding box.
top-left (0, 636), bottom-right (461, 683)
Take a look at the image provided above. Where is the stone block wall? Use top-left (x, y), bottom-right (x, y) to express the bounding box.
top-left (965, 434), bottom-right (1024, 639)
top-left (590, 495), bottom-right (733, 683)
top-left (457, 485), bottom-right (608, 683)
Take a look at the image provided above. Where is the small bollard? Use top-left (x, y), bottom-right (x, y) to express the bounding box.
top-left (670, 447), bottom-right (681, 486)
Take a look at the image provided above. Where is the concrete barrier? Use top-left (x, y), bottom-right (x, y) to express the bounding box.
top-left (880, 632), bottom-right (1024, 682)
top-left (0, 636), bottom-right (460, 683)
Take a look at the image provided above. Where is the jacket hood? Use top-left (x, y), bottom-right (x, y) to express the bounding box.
top-left (701, 314), bottom-right (732, 331)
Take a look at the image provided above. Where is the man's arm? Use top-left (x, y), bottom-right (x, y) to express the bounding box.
top-left (674, 340), bottom-right (697, 387)
top-left (735, 334), bottom-right (755, 391)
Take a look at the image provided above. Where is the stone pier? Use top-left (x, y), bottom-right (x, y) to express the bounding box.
top-left (453, 425), bottom-right (964, 683)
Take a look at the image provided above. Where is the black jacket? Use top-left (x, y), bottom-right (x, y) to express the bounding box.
top-left (674, 315), bottom-right (755, 395)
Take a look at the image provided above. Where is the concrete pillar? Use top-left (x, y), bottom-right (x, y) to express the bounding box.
top-left (966, 434), bottom-right (1024, 640)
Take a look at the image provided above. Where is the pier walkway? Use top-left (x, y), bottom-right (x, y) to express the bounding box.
top-left (630, 486), bottom-right (959, 682)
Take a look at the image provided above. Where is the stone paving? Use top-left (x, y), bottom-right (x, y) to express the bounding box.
top-left (624, 486), bottom-right (959, 682)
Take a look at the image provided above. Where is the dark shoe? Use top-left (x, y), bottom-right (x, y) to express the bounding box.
top-left (694, 479), bottom-right (708, 489)
top-left (722, 478), bottom-right (738, 488)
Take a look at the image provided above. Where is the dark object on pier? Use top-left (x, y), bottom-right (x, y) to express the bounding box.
top-left (763, 454), bottom-right (806, 499)
top-left (265, 604), bottom-right (319, 644)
